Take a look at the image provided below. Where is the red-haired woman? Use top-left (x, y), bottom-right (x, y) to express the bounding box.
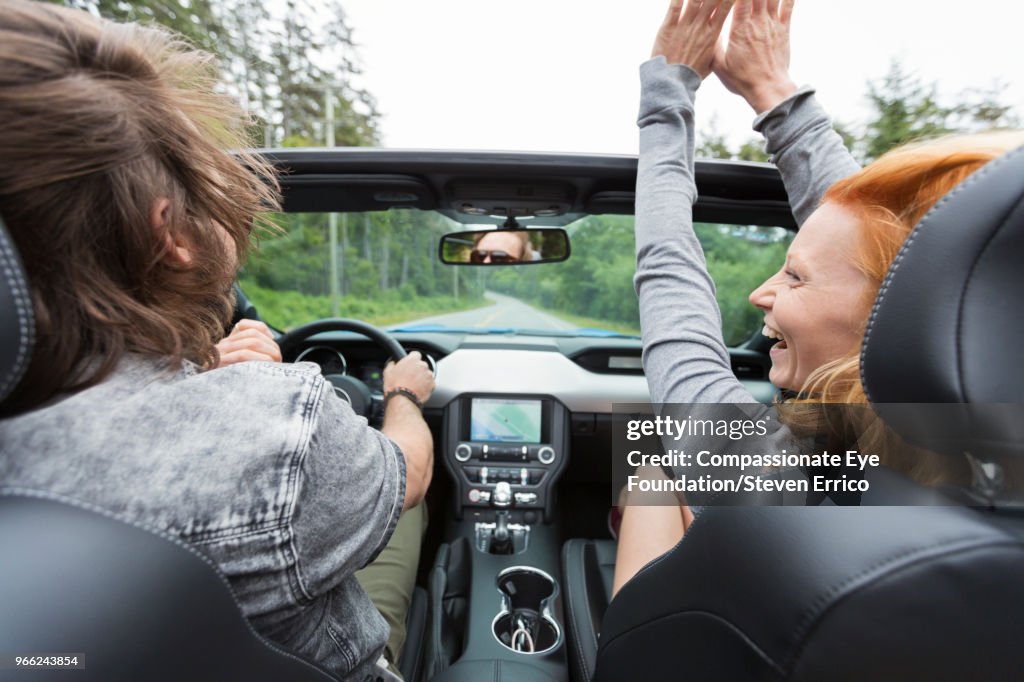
top-left (614, 0), bottom-right (1024, 593)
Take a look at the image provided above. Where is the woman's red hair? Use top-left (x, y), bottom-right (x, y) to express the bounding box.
top-left (798, 131), bottom-right (1024, 406)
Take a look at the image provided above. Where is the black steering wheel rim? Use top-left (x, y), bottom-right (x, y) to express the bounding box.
top-left (276, 318), bottom-right (407, 362)
top-left (276, 318), bottom-right (408, 422)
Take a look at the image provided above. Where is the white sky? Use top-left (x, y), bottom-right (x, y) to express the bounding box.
top-left (335, 0), bottom-right (1023, 154)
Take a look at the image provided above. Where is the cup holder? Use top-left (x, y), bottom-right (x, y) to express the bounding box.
top-left (491, 566), bottom-right (562, 655)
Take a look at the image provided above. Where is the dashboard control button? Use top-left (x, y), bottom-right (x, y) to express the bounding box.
top-left (520, 468), bottom-right (529, 486)
top-left (454, 443), bottom-right (472, 462)
top-left (480, 466), bottom-right (489, 485)
top-left (493, 482), bottom-right (512, 507)
top-left (514, 492), bottom-right (538, 505)
top-left (537, 446), bottom-right (555, 465)
top-left (480, 445), bottom-right (528, 462)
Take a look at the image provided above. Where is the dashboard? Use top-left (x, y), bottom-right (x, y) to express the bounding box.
top-left (285, 331), bottom-right (775, 411)
top-left (278, 327), bottom-right (774, 659)
top-left (284, 330), bottom-right (776, 542)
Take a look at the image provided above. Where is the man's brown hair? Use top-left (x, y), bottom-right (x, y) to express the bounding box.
top-left (0, 0), bottom-right (280, 414)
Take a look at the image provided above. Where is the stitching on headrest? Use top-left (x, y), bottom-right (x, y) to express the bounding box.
top-left (0, 226), bottom-right (35, 399)
top-left (860, 144), bottom-right (1024, 403)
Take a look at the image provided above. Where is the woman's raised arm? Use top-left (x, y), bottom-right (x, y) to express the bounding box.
top-left (714, 0), bottom-right (860, 224)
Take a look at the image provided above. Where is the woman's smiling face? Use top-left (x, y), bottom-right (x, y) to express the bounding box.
top-left (748, 202), bottom-right (872, 391)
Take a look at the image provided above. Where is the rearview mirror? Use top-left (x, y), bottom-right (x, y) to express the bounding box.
top-left (439, 229), bottom-right (570, 266)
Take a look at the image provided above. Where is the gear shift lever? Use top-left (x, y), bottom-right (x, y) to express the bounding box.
top-left (494, 511), bottom-right (510, 542)
top-left (490, 510), bottom-right (513, 554)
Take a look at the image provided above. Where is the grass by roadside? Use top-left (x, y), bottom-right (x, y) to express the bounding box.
top-left (238, 279), bottom-right (492, 331)
top-left (365, 299), bottom-right (494, 328)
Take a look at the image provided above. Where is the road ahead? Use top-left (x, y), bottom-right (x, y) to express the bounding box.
top-left (393, 291), bottom-right (577, 331)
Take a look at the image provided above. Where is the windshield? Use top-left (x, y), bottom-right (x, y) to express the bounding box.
top-left (240, 210), bottom-right (792, 345)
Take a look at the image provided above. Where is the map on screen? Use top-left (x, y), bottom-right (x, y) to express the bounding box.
top-left (470, 398), bottom-right (542, 443)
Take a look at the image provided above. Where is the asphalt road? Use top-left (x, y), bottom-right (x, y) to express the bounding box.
top-left (392, 291), bottom-right (577, 331)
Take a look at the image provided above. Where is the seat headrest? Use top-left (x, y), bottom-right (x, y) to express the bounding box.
top-left (0, 215), bottom-right (35, 403)
top-left (861, 144), bottom-right (1024, 457)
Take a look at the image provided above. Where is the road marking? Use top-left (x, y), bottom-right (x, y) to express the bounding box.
top-left (477, 308), bottom-right (503, 327)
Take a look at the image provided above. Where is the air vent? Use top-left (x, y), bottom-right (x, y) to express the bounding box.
top-left (731, 359), bottom-right (767, 380)
top-left (571, 350), bottom-right (644, 375)
top-left (573, 349), bottom-right (768, 380)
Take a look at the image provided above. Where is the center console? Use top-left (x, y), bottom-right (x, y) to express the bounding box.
top-left (427, 394), bottom-right (571, 681)
top-left (443, 394), bottom-right (569, 526)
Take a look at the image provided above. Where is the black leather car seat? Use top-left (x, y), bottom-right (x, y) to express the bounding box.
top-left (561, 538), bottom-right (616, 682)
top-left (567, 144), bottom-right (1024, 681)
top-left (0, 213), bottom-right (425, 682)
top-left (0, 491), bottom-right (347, 682)
top-left (0, 213), bottom-right (33, 404)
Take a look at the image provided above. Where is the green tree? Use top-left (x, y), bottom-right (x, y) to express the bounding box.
top-left (696, 117), bottom-right (734, 160)
top-left (860, 59), bottom-right (1018, 161)
top-left (63, 0), bottom-right (223, 53)
top-left (735, 139), bottom-right (769, 163)
top-left (947, 82), bottom-right (1020, 133)
top-left (862, 60), bottom-right (953, 162)
top-left (62, 0), bottom-right (379, 149)
top-left (696, 117), bottom-right (769, 163)
top-left (699, 59), bottom-right (1016, 166)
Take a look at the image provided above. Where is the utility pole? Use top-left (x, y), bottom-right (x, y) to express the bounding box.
top-left (325, 86), bottom-right (341, 316)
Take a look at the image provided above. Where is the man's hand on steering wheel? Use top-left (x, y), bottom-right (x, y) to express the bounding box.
top-left (215, 319), bottom-right (282, 367)
top-left (272, 317), bottom-right (432, 423)
top-left (384, 351), bottom-right (436, 408)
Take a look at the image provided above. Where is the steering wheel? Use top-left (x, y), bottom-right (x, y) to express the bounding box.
top-left (276, 318), bottom-right (407, 421)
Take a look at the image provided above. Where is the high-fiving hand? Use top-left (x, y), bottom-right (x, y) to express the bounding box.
top-left (713, 0), bottom-right (798, 113)
top-left (651, 0), bottom-right (735, 79)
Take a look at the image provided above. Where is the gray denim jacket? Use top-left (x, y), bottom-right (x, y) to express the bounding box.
top-left (0, 355), bottom-right (405, 681)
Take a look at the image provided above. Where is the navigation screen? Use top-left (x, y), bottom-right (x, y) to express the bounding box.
top-left (470, 398), bottom-right (542, 443)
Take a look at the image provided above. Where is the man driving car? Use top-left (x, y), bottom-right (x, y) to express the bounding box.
top-left (0, 2), bottom-right (431, 680)
top-left (469, 229), bottom-right (534, 263)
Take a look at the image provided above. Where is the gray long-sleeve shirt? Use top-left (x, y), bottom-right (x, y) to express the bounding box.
top-left (635, 57), bottom-right (860, 405)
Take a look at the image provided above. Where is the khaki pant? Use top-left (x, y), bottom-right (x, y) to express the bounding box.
top-left (355, 502), bottom-right (428, 677)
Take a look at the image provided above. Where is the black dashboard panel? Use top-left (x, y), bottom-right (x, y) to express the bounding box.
top-left (442, 392), bottom-right (570, 524)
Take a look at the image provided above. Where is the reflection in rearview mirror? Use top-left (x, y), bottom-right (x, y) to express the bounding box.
top-left (439, 229), bottom-right (570, 266)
